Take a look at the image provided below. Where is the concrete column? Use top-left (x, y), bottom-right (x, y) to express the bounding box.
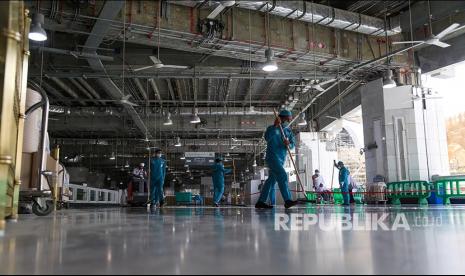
top-left (361, 79), bottom-right (449, 183)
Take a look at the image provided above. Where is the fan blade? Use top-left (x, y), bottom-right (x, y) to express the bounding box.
top-left (318, 78), bottom-right (337, 86)
top-left (133, 65), bottom-right (155, 72)
top-left (436, 23), bottom-right (460, 39)
top-left (314, 85), bottom-right (325, 92)
top-left (121, 94), bottom-right (132, 101)
top-left (207, 4), bottom-right (227, 19)
top-left (149, 55), bottom-right (162, 64)
top-left (121, 100), bottom-right (138, 107)
top-left (163, 65), bottom-right (190, 69)
top-left (392, 41), bottom-right (424, 44)
top-left (430, 41), bottom-right (450, 48)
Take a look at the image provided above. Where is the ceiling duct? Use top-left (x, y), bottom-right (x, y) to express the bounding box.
top-left (169, 1), bottom-right (401, 36)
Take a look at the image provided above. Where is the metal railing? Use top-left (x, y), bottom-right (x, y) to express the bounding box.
top-left (68, 184), bottom-right (119, 205)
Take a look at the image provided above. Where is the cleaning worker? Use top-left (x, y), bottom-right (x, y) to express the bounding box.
top-left (334, 160), bottom-right (350, 206)
top-left (132, 163), bottom-right (147, 193)
top-left (255, 109), bottom-right (298, 209)
top-left (150, 149), bottom-right (167, 208)
top-left (211, 157), bottom-right (232, 207)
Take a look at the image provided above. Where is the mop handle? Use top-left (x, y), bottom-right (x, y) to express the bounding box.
top-left (273, 109), bottom-right (307, 198)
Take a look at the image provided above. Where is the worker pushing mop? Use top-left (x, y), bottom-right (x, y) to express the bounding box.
top-left (255, 109), bottom-right (298, 209)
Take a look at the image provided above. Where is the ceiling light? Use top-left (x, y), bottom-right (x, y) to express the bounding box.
top-left (180, 155), bottom-right (186, 160)
top-left (109, 152), bottom-right (116, 160)
top-left (252, 159), bottom-right (257, 167)
top-left (225, 152), bottom-right (230, 157)
top-left (190, 108), bottom-right (201, 124)
top-left (124, 161), bottom-right (130, 168)
top-left (383, 69), bottom-right (397, 89)
top-left (174, 137), bottom-right (182, 147)
top-left (262, 48), bottom-right (278, 72)
top-left (29, 13), bottom-right (47, 41)
top-left (298, 113), bottom-right (307, 126)
top-left (163, 112), bottom-right (173, 126)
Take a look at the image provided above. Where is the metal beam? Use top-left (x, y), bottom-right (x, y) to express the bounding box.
top-left (67, 78), bottom-right (98, 104)
top-left (133, 78), bottom-right (148, 101)
top-left (166, 80), bottom-right (176, 103)
top-left (81, 0), bottom-right (150, 138)
top-left (76, 78), bottom-right (103, 100)
top-left (149, 78), bottom-right (163, 104)
top-left (50, 77), bottom-right (86, 105)
top-left (30, 71), bottom-right (336, 80)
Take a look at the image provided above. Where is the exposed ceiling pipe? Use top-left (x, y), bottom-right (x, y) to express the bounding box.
top-left (49, 105), bottom-right (276, 116)
top-left (31, 46), bottom-right (114, 61)
top-left (133, 78), bottom-right (148, 101)
top-left (31, 71), bottom-right (335, 80)
top-left (170, 0), bottom-right (401, 36)
top-left (67, 78), bottom-right (98, 103)
top-left (49, 77), bottom-right (86, 105)
top-left (149, 78), bottom-right (163, 104)
top-left (76, 78), bottom-right (102, 100)
top-left (81, 0), bottom-right (150, 138)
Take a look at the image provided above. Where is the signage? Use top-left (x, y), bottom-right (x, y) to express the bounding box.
top-left (185, 152), bottom-right (215, 167)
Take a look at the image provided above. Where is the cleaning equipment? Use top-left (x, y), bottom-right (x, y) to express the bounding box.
top-left (272, 109), bottom-right (311, 202)
top-left (331, 160), bottom-right (335, 190)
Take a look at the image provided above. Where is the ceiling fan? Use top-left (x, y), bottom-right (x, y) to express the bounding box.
top-left (325, 115), bottom-right (360, 124)
top-left (392, 23), bottom-right (462, 48)
top-left (289, 79), bottom-right (337, 92)
top-left (133, 55), bottom-right (190, 72)
top-left (118, 94), bottom-right (138, 106)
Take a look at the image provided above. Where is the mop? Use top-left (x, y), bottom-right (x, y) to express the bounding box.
top-left (272, 109), bottom-right (313, 203)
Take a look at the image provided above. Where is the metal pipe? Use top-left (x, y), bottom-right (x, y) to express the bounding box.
top-left (31, 46), bottom-right (114, 61)
top-left (169, 0), bottom-right (401, 36)
top-left (31, 71), bottom-right (335, 80)
top-left (27, 81), bottom-right (50, 191)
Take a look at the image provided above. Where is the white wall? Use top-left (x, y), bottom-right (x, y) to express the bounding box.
top-left (298, 132), bottom-right (338, 189)
top-left (362, 80), bottom-right (449, 183)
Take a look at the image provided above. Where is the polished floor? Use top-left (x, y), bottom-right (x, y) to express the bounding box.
top-left (1, 205), bottom-right (465, 274)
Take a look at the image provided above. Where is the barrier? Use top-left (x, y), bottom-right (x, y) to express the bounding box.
top-left (353, 188), bottom-right (365, 204)
top-left (68, 184), bottom-right (119, 205)
top-left (332, 188), bottom-right (344, 205)
top-left (434, 178), bottom-right (465, 205)
top-left (386, 181), bottom-right (431, 206)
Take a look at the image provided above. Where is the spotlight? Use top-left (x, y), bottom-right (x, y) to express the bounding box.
top-left (262, 48), bottom-right (278, 72)
top-left (29, 13), bottom-right (47, 41)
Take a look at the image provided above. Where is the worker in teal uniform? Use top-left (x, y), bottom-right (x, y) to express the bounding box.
top-left (334, 160), bottom-right (350, 206)
top-left (212, 158), bottom-right (232, 207)
top-left (255, 109), bottom-right (298, 209)
top-left (150, 149), bottom-right (167, 208)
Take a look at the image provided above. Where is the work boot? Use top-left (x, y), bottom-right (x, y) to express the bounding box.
top-left (284, 200), bottom-right (298, 209)
top-left (214, 203), bottom-right (219, 207)
top-left (255, 201), bottom-right (273, 209)
top-left (159, 199), bottom-right (165, 208)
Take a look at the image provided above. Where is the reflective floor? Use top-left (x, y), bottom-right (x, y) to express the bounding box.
top-left (1, 205), bottom-right (465, 274)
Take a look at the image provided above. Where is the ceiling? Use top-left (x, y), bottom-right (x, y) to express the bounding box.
top-left (23, 0), bottom-right (445, 175)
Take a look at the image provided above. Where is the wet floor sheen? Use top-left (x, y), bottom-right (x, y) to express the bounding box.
top-left (1, 205), bottom-right (465, 274)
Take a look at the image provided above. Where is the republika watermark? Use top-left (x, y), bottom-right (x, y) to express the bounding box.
top-left (275, 213), bottom-right (442, 231)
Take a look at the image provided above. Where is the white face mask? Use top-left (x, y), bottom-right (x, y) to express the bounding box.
top-left (156, 154), bottom-right (162, 158)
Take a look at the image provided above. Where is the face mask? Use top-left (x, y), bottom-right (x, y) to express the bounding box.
top-left (156, 154), bottom-right (162, 158)
top-left (282, 121), bottom-right (289, 127)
